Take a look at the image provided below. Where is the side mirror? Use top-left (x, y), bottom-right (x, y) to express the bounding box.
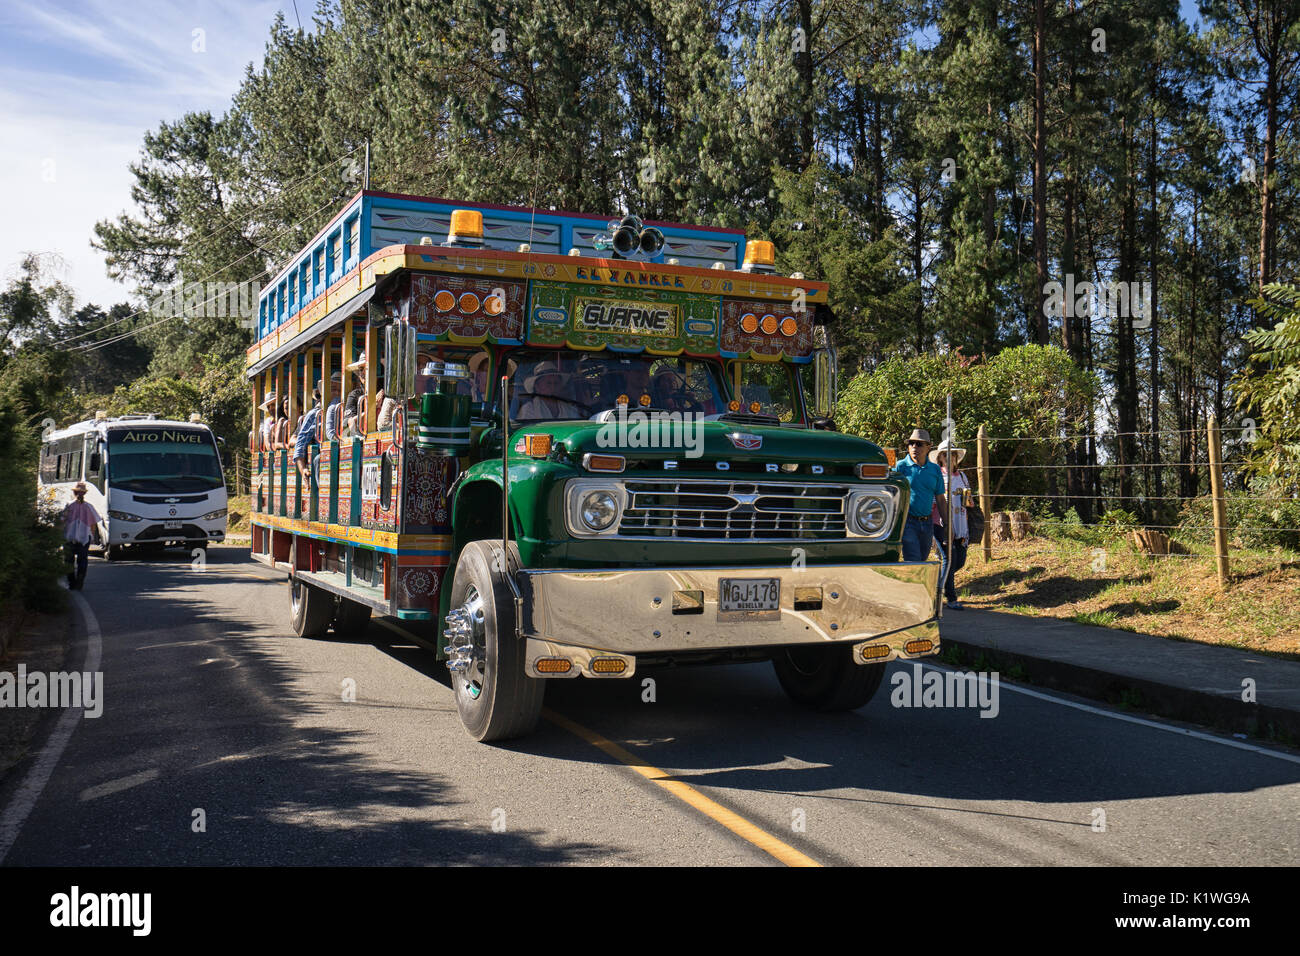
top-left (812, 344), bottom-right (837, 419)
top-left (384, 322), bottom-right (418, 401)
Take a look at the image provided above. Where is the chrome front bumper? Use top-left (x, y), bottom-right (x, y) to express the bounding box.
top-left (516, 560), bottom-right (941, 675)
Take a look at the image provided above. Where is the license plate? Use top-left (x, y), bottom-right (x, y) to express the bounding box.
top-left (165, 520), bottom-right (182, 530)
top-left (718, 577), bottom-right (780, 621)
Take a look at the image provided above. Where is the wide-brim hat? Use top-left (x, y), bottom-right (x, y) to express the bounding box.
top-left (930, 438), bottom-right (966, 465)
top-left (525, 361), bottom-right (563, 392)
top-left (259, 391), bottom-right (278, 411)
top-left (906, 428), bottom-right (933, 446)
top-left (72, 481), bottom-right (87, 494)
top-left (346, 351), bottom-right (367, 373)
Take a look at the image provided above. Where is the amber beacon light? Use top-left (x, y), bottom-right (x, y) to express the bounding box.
top-left (444, 209), bottom-right (485, 247)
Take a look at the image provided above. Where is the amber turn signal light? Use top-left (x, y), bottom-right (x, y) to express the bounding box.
top-left (590, 657), bottom-right (627, 674)
top-left (522, 434), bottom-right (552, 457)
top-left (584, 454), bottom-right (625, 473)
top-left (905, 639), bottom-right (934, 655)
top-left (859, 644), bottom-right (891, 661)
top-left (536, 658), bottom-right (572, 674)
top-left (856, 463), bottom-right (888, 479)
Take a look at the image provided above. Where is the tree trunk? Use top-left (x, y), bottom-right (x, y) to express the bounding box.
top-left (1031, 0), bottom-right (1050, 344)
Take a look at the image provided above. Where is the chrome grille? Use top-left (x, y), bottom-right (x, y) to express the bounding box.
top-left (618, 479), bottom-right (848, 540)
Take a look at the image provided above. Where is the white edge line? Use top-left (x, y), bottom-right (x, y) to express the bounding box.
top-left (920, 660), bottom-right (1300, 767)
top-left (0, 591), bottom-right (103, 864)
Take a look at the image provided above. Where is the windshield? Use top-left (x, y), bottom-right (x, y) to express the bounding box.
top-left (730, 361), bottom-right (802, 424)
top-left (506, 350), bottom-right (727, 423)
top-left (107, 432), bottom-right (224, 492)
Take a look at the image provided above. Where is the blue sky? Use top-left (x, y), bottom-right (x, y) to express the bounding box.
top-left (0, 0), bottom-right (293, 309)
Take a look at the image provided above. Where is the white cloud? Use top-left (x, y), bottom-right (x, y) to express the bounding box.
top-left (0, 0), bottom-right (293, 308)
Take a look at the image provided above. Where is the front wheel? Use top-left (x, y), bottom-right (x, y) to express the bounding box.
top-left (443, 539), bottom-right (545, 742)
top-left (772, 644), bottom-right (886, 712)
top-left (289, 578), bottom-right (334, 638)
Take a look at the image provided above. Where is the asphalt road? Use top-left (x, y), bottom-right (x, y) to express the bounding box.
top-left (1, 547), bottom-right (1296, 866)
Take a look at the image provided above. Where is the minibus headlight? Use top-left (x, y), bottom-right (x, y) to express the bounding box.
top-left (201, 508), bottom-right (228, 521)
top-left (108, 510), bottom-right (142, 522)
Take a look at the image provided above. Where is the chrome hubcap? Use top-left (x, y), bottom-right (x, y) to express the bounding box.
top-left (444, 586), bottom-right (486, 698)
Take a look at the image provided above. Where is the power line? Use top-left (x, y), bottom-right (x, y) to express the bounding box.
top-left (70, 195), bottom-right (345, 354)
top-left (59, 145), bottom-right (365, 346)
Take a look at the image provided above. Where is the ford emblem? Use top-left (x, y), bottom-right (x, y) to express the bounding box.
top-left (729, 433), bottom-right (762, 450)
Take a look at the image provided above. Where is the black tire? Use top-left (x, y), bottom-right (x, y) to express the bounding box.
top-left (772, 644), bottom-right (886, 712)
top-left (289, 577), bottom-right (334, 638)
top-left (444, 539), bottom-right (544, 742)
top-left (332, 597), bottom-right (372, 639)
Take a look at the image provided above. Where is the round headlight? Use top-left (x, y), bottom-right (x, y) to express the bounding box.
top-left (580, 490), bottom-right (619, 531)
top-left (855, 497), bottom-right (888, 534)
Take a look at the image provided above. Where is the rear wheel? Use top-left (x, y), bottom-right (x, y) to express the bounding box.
top-left (332, 598), bottom-right (372, 639)
top-left (289, 578), bottom-right (334, 638)
top-left (443, 540), bottom-right (544, 742)
top-left (772, 644), bottom-right (886, 712)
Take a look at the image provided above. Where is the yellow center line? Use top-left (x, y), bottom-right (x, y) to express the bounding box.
top-left (378, 621), bottom-right (821, 867)
top-left (542, 708), bottom-right (822, 868)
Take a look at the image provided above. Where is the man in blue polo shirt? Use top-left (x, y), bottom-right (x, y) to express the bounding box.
top-left (893, 427), bottom-right (947, 562)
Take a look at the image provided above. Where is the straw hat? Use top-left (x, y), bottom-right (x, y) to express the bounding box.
top-left (259, 391), bottom-right (279, 411)
top-left (905, 427), bottom-right (933, 446)
top-left (525, 360), bottom-right (563, 392)
top-left (345, 352), bottom-right (366, 373)
top-left (930, 437), bottom-right (966, 465)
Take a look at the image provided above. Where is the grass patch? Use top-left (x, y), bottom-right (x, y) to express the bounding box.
top-left (1071, 610), bottom-right (1120, 627)
top-left (957, 533), bottom-right (1300, 659)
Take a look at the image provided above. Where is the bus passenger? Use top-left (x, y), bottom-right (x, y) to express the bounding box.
top-left (323, 371), bottom-right (342, 441)
top-left (519, 361), bottom-right (582, 420)
top-left (259, 392), bottom-right (278, 452)
top-left (295, 385), bottom-right (322, 484)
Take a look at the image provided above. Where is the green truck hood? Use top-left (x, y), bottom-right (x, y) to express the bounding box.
top-left (510, 419), bottom-right (886, 470)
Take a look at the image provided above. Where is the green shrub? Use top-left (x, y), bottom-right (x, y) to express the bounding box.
top-left (1176, 488), bottom-right (1300, 553)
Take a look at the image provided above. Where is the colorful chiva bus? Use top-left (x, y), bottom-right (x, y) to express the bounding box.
top-left (249, 190), bottom-right (942, 742)
top-left (39, 414), bottom-right (228, 560)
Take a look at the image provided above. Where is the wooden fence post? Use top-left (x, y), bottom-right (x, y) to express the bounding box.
top-left (977, 424), bottom-right (992, 561)
top-left (1207, 415), bottom-right (1230, 586)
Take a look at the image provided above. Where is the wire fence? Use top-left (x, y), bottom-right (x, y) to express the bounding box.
top-left (957, 420), bottom-right (1299, 586)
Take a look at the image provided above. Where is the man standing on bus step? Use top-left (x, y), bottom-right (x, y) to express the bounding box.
top-left (892, 428), bottom-right (946, 563)
top-left (62, 482), bottom-right (101, 590)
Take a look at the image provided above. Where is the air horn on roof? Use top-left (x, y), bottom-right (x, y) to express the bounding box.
top-left (593, 215), bottom-right (665, 261)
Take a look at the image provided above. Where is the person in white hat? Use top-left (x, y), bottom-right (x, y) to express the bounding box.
top-left (258, 391), bottom-right (278, 453)
top-left (893, 427), bottom-right (947, 562)
top-left (518, 359), bottom-right (582, 420)
top-left (930, 437), bottom-right (970, 608)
